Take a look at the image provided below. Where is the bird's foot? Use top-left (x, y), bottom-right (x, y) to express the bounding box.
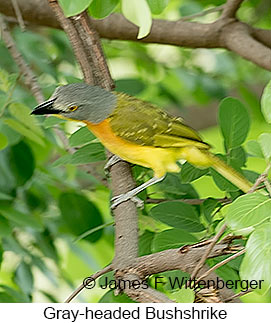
top-left (104, 155), bottom-right (124, 176)
top-left (111, 194), bottom-right (144, 209)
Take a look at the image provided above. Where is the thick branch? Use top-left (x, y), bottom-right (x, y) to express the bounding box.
top-left (48, 0), bottom-right (94, 84)
top-left (252, 28), bottom-right (271, 50)
top-left (1, 0), bottom-right (271, 71)
top-left (221, 22), bottom-right (271, 71)
top-left (135, 241), bottom-right (241, 302)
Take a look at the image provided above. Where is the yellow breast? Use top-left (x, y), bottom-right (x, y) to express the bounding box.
top-left (83, 119), bottom-right (182, 177)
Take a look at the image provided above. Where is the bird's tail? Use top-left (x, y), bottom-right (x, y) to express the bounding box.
top-left (206, 152), bottom-right (252, 193)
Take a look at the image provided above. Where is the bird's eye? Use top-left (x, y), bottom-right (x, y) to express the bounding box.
top-left (69, 105), bottom-right (78, 112)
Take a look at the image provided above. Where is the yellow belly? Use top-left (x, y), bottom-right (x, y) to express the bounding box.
top-left (84, 119), bottom-right (186, 177)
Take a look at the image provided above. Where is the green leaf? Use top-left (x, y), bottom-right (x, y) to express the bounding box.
top-left (2, 236), bottom-right (28, 256)
top-left (71, 143), bottom-right (105, 164)
top-left (150, 201), bottom-right (205, 232)
top-left (261, 80), bottom-right (271, 123)
top-left (210, 168), bottom-right (239, 192)
top-left (158, 173), bottom-right (198, 200)
top-left (0, 244), bottom-right (3, 268)
top-left (0, 208), bottom-right (43, 231)
top-left (9, 103), bottom-right (44, 137)
top-left (0, 292), bottom-right (15, 303)
top-left (58, 192), bottom-right (104, 242)
top-left (169, 288), bottom-right (195, 303)
top-left (202, 198), bottom-right (219, 223)
top-left (179, 1), bottom-right (203, 17)
top-left (59, 0), bottom-right (93, 17)
top-left (115, 79), bottom-right (145, 96)
top-left (139, 230), bottom-right (155, 256)
top-left (0, 148), bottom-right (16, 193)
top-left (14, 261), bottom-right (34, 295)
top-left (152, 228), bottom-right (198, 252)
top-left (73, 221), bottom-right (114, 243)
top-left (258, 133), bottom-right (271, 160)
top-left (8, 141), bottom-right (35, 186)
top-left (226, 192), bottom-right (271, 232)
top-left (243, 170), bottom-right (260, 184)
top-left (52, 154), bottom-right (72, 167)
top-left (180, 161), bottom-right (208, 183)
top-left (147, 0), bottom-right (169, 14)
top-left (0, 93), bottom-right (8, 114)
top-left (229, 146), bottom-right (247, 168)
top-left (0, 284), bottom-right (30, 302)
top-left (0, 192), bottom-right (13, 201)
top-left (246, 140), bottom-right (264, 158)
top-left (89, 0), bottom-right (119, 18)
top-left (0, 214), bottom-right (12, 237)
top-left (218, 97), bottom-right (250, 151)
top-left (0, 122), bottom-right (21, 145)
top-left (240, 223), bottom-right (271, 294)
top-left (4, 118), bottom-right (45, 146)
top-left (35, 230), bottom-right (59, 263)
top-left (0, 133), bottom-right (8, 150)
top-left (99, 290), bottom-right (135, 303)
top-left (43, 116), bottom-right (65, 128)
top-left (69, 126), bottom-right (95, 147)
top-left (0, 69), bottom-right (16, 92)
top-left (121, 0), bottom-right (152, 39)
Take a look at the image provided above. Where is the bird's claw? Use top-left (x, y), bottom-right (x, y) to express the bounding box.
top-left (111, 194), bottom-right (144, 209)
top-left (104, 155), bottom-right (123, 176)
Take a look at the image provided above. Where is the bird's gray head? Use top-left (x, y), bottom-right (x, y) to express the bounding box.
top-left (31, 83), bottom-right (117, 124)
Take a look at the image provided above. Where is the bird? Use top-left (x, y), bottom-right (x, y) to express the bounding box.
top-left (31, 83), bottom-right (252, 208)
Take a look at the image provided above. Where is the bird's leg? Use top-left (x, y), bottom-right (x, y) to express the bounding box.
top-left (104, 155), bottom-right (124, 176)
top-left (111, 176), bottom-right (165, 209)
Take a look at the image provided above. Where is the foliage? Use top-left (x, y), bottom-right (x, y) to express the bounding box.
top-left (0, 0), bottom-right (271, 303)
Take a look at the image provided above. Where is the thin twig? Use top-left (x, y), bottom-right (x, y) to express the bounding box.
top-left (11, 0), bottom-right (25, 31)
top-left (180, 4), bottom-right (225, 21)
top-left (0, 16), bottom-right (44, 103)
top-left (195, 248), bottom-right (246, 283)
top-left (224, 288), bottom-right (252, 302)
top-left (146, 197), bottom-right (231, 205)
top-left (247, 164), bottom-right (271, 194)
top-left (264, 179), bottom-right (271, 196)
top-left (64, 265), bottom-right (113, 303)
top-left (190, 223), bottom-right (227, 282)
top-left (263, 163), bottom-right (271, 196)
top-left (220, 0), bottom-right (245, 19)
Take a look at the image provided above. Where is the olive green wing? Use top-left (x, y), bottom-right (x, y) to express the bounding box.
top-left (109, 93), bottom-right (210, 149)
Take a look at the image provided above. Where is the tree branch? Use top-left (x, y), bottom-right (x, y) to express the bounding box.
top-left (195, 248), bottom-right (245, 283)
top-left (220, 0), bottom-right (245, 19)
top-left (146, 197), bottom-right (231, 205)
top-left (64, 265), bottom-right (113, 303)
top-left (179, 5), bottom-right (225, 21)
top-left (48, 0), bottom-right (94, 84)
top-left (221, 22), bottom-right (271, 71)
top-left (134, 238), bottom-right (242, 302)
top-left (0, 16), bottom-right (44, 103)
top-left (0, 0), bottom-right (270, 70)
top-left (190, 224), bottom-right (227, 281)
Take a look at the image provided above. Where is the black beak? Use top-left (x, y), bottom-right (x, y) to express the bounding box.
top-left (31, 98), bottom-right (60, 115)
